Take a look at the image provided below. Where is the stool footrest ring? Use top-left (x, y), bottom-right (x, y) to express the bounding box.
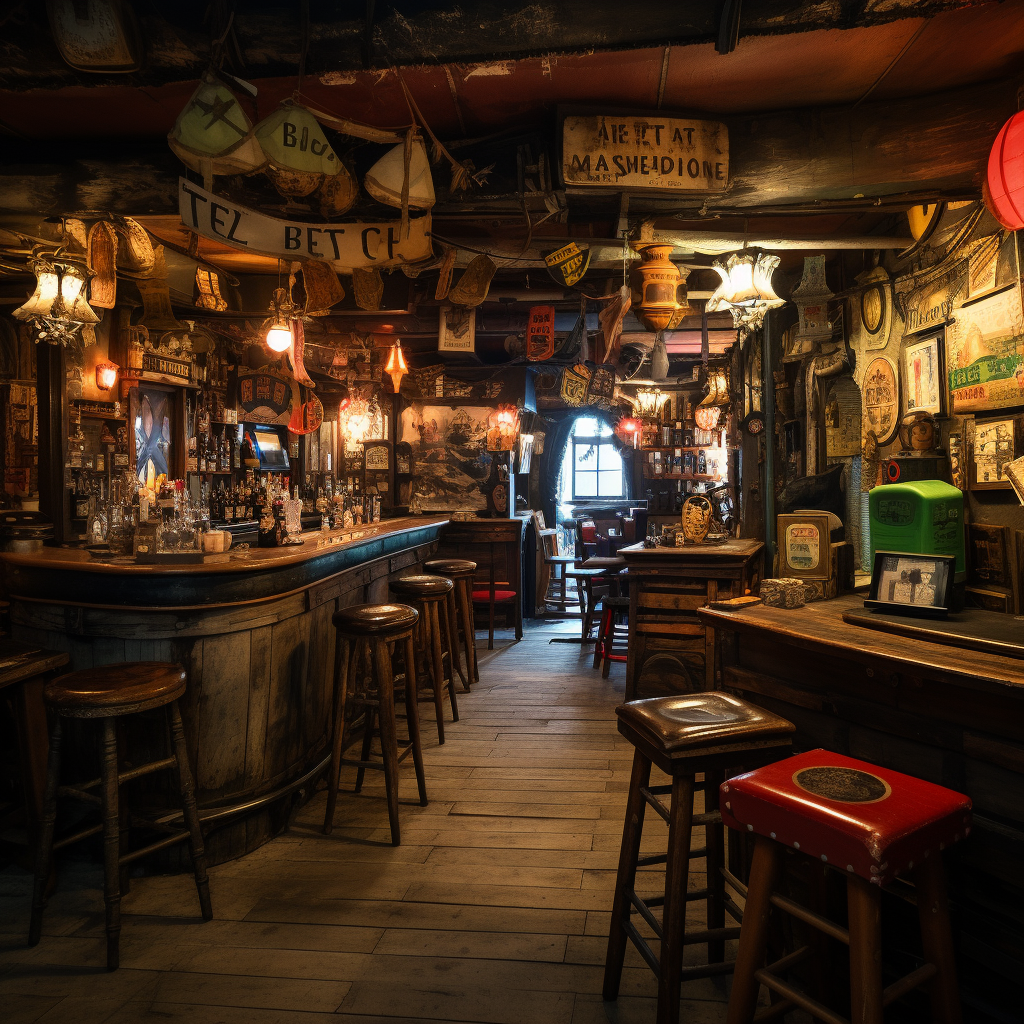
top-left (770, 892), bottom-right (850, 945)
top-left (755, 964), bottom-right (848, 1024)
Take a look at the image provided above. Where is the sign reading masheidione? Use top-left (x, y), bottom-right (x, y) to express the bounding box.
top-left (562, 115), bottom-right (729, 191)
top-left (177, 178), bottom-right (432, 268)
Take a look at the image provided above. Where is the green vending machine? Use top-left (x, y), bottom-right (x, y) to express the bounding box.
top-left (868, 480), bottom-right (965, 577)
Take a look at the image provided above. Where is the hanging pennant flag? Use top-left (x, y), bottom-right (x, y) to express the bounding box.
top-left (561, 363), bottom-right (592, 407)
top-left (352, 267), bottom-right (384, 310)
top-left (87, 221), bottom-right (118, 309)
top-left (364, 133), bottom-right (436, 210)
top-left (299, 259), bottom-right (345, 314)
top-left (544, 242), bottom-right (591, 287)
top-left (168, 78), bottom-right (266, 178)
top-left (526, 306), bottom-right (555, 361)
top-left (449, 254), bottom-right (496, 307)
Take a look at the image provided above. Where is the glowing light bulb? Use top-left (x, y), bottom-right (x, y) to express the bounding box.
top-left (266, 320), bottom-right (292, 352)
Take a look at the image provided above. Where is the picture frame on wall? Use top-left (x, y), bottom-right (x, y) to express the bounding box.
top-left (901, 331), bottom-right (946, 417)
top-left (970, 415), bottom-right (1024, 490)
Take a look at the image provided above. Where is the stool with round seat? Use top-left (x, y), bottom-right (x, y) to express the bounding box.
top-left (722, 749), bottom-right (971, 1024)
top-left (323, 603), bottom-right (428, 846)
top-left (29, 662), bottom-right (212, 971)
top-left (389, 575), bottom-right (460, 743)
top-left (593, 594), bottom-right (629, 677)
top-left (603, 693), bottom-right (795, 1024)
top-left (423, 557), bottom-right (478, 691)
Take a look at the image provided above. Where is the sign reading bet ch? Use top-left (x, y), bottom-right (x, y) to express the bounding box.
top-left (561, 115), bottom-right (729, 192)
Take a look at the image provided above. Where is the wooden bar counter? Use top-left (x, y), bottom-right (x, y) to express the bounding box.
top-left (619, 538), bottom-right (763, 700)
top-left (699, 596), bottom-right (1024, 1021)
top-left (0, 516), bottom-right (447, 865)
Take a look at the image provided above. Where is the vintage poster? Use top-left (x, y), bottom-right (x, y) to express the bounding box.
top-left (526, 306), bottom-right (555, 361)
top-left (862, 357), bottom-right (899, 445)
top-left (903, 334), bottom-right (945, 415)
top-left (973, 418), bottom-right (1016, 486)
top-left (967, 231), bottom-right (1018, 300)
top-left (399, 404), bottom-right (491, 511)
top-left (785, 524), bottom-right (821, 570)
top-left (947, 286), bottom-right (1024, 413)
top-left (438, 305), bottom-right (476, 354)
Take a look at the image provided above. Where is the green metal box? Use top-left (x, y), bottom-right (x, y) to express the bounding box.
top-left (869, 480), bottom-right (965, 575)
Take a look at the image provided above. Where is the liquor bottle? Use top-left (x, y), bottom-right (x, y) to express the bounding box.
top-left (697, 449), bottom-right (707, 476)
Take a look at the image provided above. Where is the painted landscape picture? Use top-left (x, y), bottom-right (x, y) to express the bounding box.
top-left (400, 404), bottom-right (492, 511)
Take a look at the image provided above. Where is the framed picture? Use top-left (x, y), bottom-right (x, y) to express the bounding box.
top-left (901, 331), bottom-right (946, 416)
top-left (967, 522), bottom-right (1010, 587)
top-left (862, 356), bottom-right (899, 445)
top-left (865, 551), bottom-right (956, 619)
top-left (777, 512), bottom-right (835, 581)
top-left (967, 230), bottom-right (1019, 301)
top-left (970, 416), bottom-right (1024, 490)
top-left (363, 442), bottom-right (389, 472)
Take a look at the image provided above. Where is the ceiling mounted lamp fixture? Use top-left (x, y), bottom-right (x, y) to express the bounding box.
top-left (706, 251), bottom-right (785, 334)
top-left (263, 287), bottom-right (297, 353)
top-left (384, 339), bottom-right (409, 394)
top-left (14, 254), bottom-right (99, 346)
top-left (633, 387), bottom-right (669, 420)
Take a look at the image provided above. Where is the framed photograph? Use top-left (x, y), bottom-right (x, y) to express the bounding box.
top-left (970, 416), bottom-right (1024, 490)
top-left (865, 551), bottom-right (956, 619)
top-left (901, 331), bottom-right (946, 416)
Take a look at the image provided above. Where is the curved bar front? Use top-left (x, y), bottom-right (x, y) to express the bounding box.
top-left (1, 516), bottom-right (448, 865)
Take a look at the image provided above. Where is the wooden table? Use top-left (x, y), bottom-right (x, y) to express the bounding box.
top-left (618, 539), bottom-right (763, 699)
top-left (0, 639), bottom-right (68, 845)
top-left (697, 595), bottom-right (1024, 1023)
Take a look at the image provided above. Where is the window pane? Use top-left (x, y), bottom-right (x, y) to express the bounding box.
top-left (598, 444), bottom-right (622, 473)
top-left (575, 472), bottom-right (598, 496)
top-left (574, 416), bottom-right (599, 436)
top-left (598, 421), bottom-right (613, 437)
top-left (575, 443), bottom-right (597, 470)
top-left (599, 471), bottom-right (623, 496)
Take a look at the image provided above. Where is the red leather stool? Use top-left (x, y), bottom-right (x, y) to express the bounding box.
top-left (723, 749), bottom-right (971, 1024)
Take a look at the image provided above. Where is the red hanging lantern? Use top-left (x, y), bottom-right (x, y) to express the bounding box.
top-left (986, 111), bottom-right (1024, 230)
top-left (615, 416), bottom-right (643, 448)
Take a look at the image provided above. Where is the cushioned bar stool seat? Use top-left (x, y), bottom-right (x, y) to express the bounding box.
top-left (604, 694), bottom-right (795, 1024)
top-left (424, 558), bottom-right (478, 691)
top-left (323, 603), bottom-right (427, 846)
top-left (390, 575), bottom-right (460, 743)
top-left (723, 749), bottom-right (972, 1024)
top-left (30, 662), bottom-right (212, 970)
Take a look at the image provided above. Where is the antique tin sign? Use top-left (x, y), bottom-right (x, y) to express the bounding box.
top-left (178, 178), bottom-right (432, 267)
top-left (526, 306), bottom-right (556, 361)
top-left (562, 114), bottom-right (728, 192)
top-left (544, 242), bottom-right (590, 286)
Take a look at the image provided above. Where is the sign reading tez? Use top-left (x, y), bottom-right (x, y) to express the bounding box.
top-left (177, 178), bottom-right (432, 268)
top-left (562, 115), bottom-right (728, 193)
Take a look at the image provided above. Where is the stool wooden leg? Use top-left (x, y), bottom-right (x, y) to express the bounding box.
top-left (658, 773), bottom-right (695, 1024)
top-left (581, 580), bottom-right (595, 640)
top-left (168, 700), bottom-right (213, 923)
top-left (426, 603), bottom-right (450, 743)
top-left (593, 608), bottom-right (608, 669)
top-left (847, 874), bottom-right (883, 1024)
top-left (913, 854), bottom-right (962, 1024)
top-left (603, 749), bottom-right (652, 1001)
top-left (29, 715), bottom-right (62, 948)
top-left (372, 638), bottom-right (402, 846)
top-left (404, 634), bottom-right (428, 806)
top-left (438, 602), bottom-right (460, 724)
top-left (459, 579), bottom-right (479, 684)
top-left (727, 835), bottom-right (781, 1024)
top-left (445, 590), bottom-right (468, 691)
top-left (100, 717), bottom-right (122, 971)
top-left (601, 616), bottom-right (615, 679)
top-left (323, 636), bottom-right (351, 835)
top-left (704, 768), bottom-right (727, 965)
top-left (355, 704), bottom-right (376, 793)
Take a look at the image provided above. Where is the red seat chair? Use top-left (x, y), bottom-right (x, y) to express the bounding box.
top-left (723, 749), bottom-right (972, 1024)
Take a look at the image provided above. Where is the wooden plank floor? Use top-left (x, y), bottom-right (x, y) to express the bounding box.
top-left (0, 621), bottom-right (731, 1023)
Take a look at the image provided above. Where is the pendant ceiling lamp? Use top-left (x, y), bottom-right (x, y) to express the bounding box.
top-left (633, 387), bottom-right (668, 419)
top-left (384, 339), bottom-right (409, 394)
top-left (986, 110), bottom-right (1024, 230)
top-left (168, 77), bottom-right (266, 179)
top-left (706, 252), bottom-right (785, 333)
top-left (263, 287), bottom-right (297, 353)
top-left (14, 254), bottom-right (99, 346)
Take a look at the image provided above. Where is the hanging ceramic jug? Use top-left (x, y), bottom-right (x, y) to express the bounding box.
top-left (629, 243), bottom-right (691, 332)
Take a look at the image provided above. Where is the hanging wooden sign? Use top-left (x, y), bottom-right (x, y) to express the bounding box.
top-left (561, 114), bottom-right (728, 192)
top-left (527, 306), bottom-right (556, 361)
top-left (561, 363), bottom-right (592, 407)
top-left (237, 368), bottom-right (295, 425)
top-left (178, 178), bottom-right (432, 267)
top-left (544, 243), bottom-right (590, 287)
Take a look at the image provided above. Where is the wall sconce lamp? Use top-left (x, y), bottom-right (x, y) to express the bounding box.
top-left (95, 361), bottom-right (119, 391)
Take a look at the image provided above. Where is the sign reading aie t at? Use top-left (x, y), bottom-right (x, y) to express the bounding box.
top-left (177, 178), bottom-right (432, 268)
top-left (562, 115), bottom-right (729, 192)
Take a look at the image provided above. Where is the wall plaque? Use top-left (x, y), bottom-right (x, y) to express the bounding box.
top-left (562, 114), bottom-right (728, 192)
top-left (526, 306), bottom-right (555, 361)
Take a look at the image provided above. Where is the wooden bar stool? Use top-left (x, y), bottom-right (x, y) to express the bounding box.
top-left (593, 594), bottom-right (629, 677)
top-left (423, 557), bottom-right (478, 691)
top-left (29, 662), bottom-right (212, 971)
top-left (323, 603), bottom-right (428, 846)
top-left (390, 575), bottom-right (460, 743)
top-left (723, 749), bottom-right (971, 1024)
top-left (603, 693), bottom-right (795, 1024)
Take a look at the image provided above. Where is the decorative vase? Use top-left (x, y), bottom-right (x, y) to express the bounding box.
top-left (630, 244), bottom-right (691, 332)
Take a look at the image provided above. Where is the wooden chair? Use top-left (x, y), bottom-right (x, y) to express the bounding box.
top-left (533, 511), bottom-right (577, 613)
top-left (473, 538), bottom-right (523, 649)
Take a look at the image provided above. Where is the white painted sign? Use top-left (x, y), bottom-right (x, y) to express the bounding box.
top-left (562, 115), bottom-right (728, 192)
top-left (177, 178), bottom-right (432, 268)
